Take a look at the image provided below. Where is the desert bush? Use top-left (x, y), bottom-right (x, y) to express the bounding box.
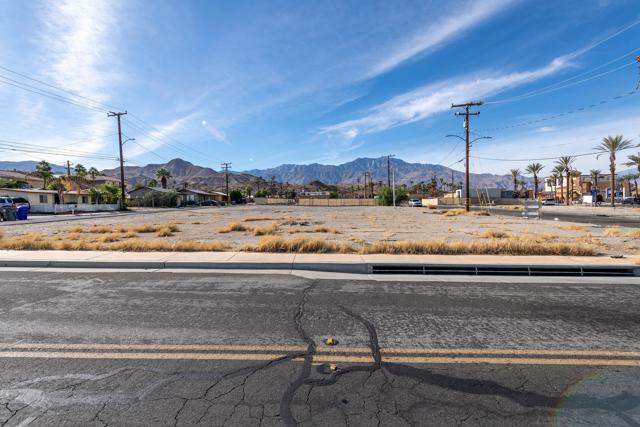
top-left (604, 227), bottom-right (624, 237)
top-left (219, 222), bottom-right (251, 233)
top-left (480, 229), bottom-right (509, 239)
top-left (248, 236), bottom-right (354, 253)
top-left (252, 222), bottom-right (280, 236)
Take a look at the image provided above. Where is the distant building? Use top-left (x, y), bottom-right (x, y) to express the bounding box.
top-left (0, 170), bottom-right (43, 188)
top-left (178, 188), bottom-right (226, 203)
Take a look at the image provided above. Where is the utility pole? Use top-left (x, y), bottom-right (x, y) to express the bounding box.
top-left (450, 101), bottom-right (482, 212)
top-left (108, 111), bottom-right (128, 210)
top-left (386, 154), bottom-right (395, 187)
top-left (221, 162), bottom-right (231, 206)
top-left (66, 160), bottom-right (72, 177)
top-left (392, 168), bottom-right (396, 207)
top-left (363, 172), bottom-right (368, 199)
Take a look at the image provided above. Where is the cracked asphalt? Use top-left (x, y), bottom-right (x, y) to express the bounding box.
top-left (0, 271), bottom-right (639, 426)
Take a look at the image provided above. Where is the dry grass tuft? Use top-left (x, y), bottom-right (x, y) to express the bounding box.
top-left (627, 230), bottom-right (640, 239)
top-left (361, 239), bottom-right (596, 256)
top-left (480, 229), bottom-right (509, 239)
top-left (247, 236), bottom-right (354, 253)
top-left (443, 209), bottom-right (466, 217)
top-left (156, 227), bottom-right (174, 237)
top-left (604, 227), bottom-right (624, 237)
top-left (243, 216), bottom-right (285, 222)
top-left (473, 210), bottom-right (491, 216)
top-left (252, 222), bottom-right (280, 236)
top-left (559, 224), bottom-right (586, 232)
top-left (219, 222), bottom-right (251, 233)
top-left (88, 225), bottom-right (113, 234)
top-left (67, 226), bottom-right (84, 233)
top-left (0, 233), bottom-right (55, 250)
top-left (97, 233), bottom-right (122, 243)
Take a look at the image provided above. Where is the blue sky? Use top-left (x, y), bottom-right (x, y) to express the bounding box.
top-left (0, 0), bottom-right (639, 175)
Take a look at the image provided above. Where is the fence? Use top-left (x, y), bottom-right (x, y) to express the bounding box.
top-left (31, 203), bottom-right (119, 214)
top-left (426, 197), bottom-right (525, 206)
top-left (297, 198), bottom-right (377, 207)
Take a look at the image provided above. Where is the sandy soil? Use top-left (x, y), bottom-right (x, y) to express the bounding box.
top-left (2, 205), bottom-right (638, 255)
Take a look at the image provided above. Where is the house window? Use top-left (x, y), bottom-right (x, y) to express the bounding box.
top-left (81, 196), bottom-right (88, 204)
top-left (39, 195), bottom-right (48, 203)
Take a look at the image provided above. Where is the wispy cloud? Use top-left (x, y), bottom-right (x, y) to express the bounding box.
top-left (127, 114), bottom-right (194, 158)
top-left (38, 0), bottom-right (122, 155)
top-left (321, 55), bottom-right (572, 140)
top-left (367, 0), bottom-right (518, 78)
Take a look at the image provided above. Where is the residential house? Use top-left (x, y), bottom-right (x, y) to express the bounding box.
top-left (178, 188), bottom-right (226, 203)
top-left (0, 188), bottom-right (104, 213)
top-left (0, 170), bottom-right (44, 188)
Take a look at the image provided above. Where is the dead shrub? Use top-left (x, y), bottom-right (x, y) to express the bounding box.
top-left (361, 239), bottom-right (596, 256)
top-left (604, 227), bottom-right (624, 237)
top-left (156, 227), bottom-right (174, 237)
top-left (219, 222), bottom-right (251, 233)
top-left (443, 209), bottom-right (466, 217)
top-left (252, 222), bottom-right (280, 236)
top-left (627, 230), bottom-right (640, 239)
top-left (248, 236), bottom-right (354, 253)
top-left (88, 226), bottom-right (113, 234)
top-left (480, 229), bottom-right (508, 239)
top-left (559, 225), bottom-right (586, 232)
top-left (0, 233), bottom-right (55, 250)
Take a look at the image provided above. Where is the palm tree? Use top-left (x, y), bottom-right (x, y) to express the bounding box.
top-left (634, 174), bottom-right (640, 197)
top-left (33, 160), bottom-right (53, 189)
top-left (155, 168), bottom-right (172, 189)
top-left (510, 168), bottom-right (521, 197)
top-left (625, 152), bottom-right (640, 175)
top-left (594, 135), bottom-right (634, 206)
top-left (73, 164), bottom-right (87, 193)
top-left (88, 167), bottom-right (100, 181)
top-left (148, 178), bottom-right (157, 188)
top-left (552, 166), bottom-right (564, 202)
top-left (525, 163), bottom-right (544, 198)
top-left (555, 156), bottom-right (575, 205)
top-left (620, 175), bottom-right (633, 198)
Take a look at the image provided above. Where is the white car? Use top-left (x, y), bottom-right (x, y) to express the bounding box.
top-left (408, 199), bottom-right (422, 207)
top-left (542, 198), bottom-right (556, 206)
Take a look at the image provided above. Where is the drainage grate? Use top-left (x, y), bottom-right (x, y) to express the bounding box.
top-left (371, 265), bottom-right (638, 277)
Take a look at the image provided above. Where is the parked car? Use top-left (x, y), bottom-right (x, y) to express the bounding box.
top-left (199, 200), bottom-right (218, 206)
top-left (0, 196), bottom-right (17, 221)
top-left (542, 198), bottom-right (556, 205)
top-left (408, 199), bottom-right (422, 207)
top-left (11, 196), bottom-right (30, 211)
top-left (623, 197), bottom-right (640, 205)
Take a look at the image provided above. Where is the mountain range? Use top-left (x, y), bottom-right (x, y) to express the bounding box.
top-left (0, 161), bottom-right (67, 174)
top-left (245, 157), bottom-right (521, 188)
top-left (100, 158), bottom-right (256, 190)
top-left (2, 158), bottom-right (635, 190)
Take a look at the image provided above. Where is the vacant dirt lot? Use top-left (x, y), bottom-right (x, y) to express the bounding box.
top-left (0, 205), bottom-right (637, 255)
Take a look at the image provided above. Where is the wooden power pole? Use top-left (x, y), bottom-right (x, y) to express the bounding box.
top-left (108, 111), bottom-right (128, 210)
top-left (221, 162), bottom-right (231, 205)
top-left (450, 101), bottom-right (482, 212)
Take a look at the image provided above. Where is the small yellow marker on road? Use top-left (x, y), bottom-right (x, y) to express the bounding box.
top-left (325, 337), bottom-right (337, 346)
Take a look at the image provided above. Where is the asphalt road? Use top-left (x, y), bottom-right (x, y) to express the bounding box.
top-left (488, 206), bottom-right (640, 227)
top-left (0, 271), bottom-right (639, 426)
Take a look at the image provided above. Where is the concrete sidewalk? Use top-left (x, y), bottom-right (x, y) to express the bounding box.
top-left (0, 250), bottom-right (637, 275)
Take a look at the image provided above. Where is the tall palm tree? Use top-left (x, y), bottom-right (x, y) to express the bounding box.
top-left (525, 163), bottom-right (544, 198)
top-left (73, 164), bottom-right (87, 194)
top-left (620, 175), bottom-right (634, 197)
top-left (155, 168), bottom-right (172, 189)
top-left (88, 167), bottom-right (100, 181)
top-left (33, 160), bottom-right (53, 189)
top-left (555, 156), bottom-right (575, 205)
top-left (594, 135), bottom-right (634, 206)
top-left (552, 166), bottom-right (564, 202)
top-left (510, 168), bottom-right (521, 197)
top-left (625, 153), bottom-right (640, 174)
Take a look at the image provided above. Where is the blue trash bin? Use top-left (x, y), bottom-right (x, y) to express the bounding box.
top-left (16, 206), bottom-right (28, 220)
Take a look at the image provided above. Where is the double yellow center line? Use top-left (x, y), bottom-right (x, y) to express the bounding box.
top-left (1, 343), bottom-right (639, 366)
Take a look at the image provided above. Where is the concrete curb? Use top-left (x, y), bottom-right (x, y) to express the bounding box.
top-left (0, 258), bottom-right (637, 276)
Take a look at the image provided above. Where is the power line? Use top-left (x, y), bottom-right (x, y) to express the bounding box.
top-left (450, 101), bottom-right (482, 212)
top-left (479, 89), bottom-right (638, 132)
top-left (0, 74), bottom-right (107, 113)
top-left (487, 48), bottom-right (640, 105)
top-left (0, 65), bottom-right (122, 111)
top-left (471, 145), bottom-right (638, 162)
top-left (487, 61), bottom-right (636, 105)
top-left (0, 139), bottom-right (118, 160)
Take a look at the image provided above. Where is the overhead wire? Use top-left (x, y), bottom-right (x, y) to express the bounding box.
top-left (478, 88), bottom-right (638, 133)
